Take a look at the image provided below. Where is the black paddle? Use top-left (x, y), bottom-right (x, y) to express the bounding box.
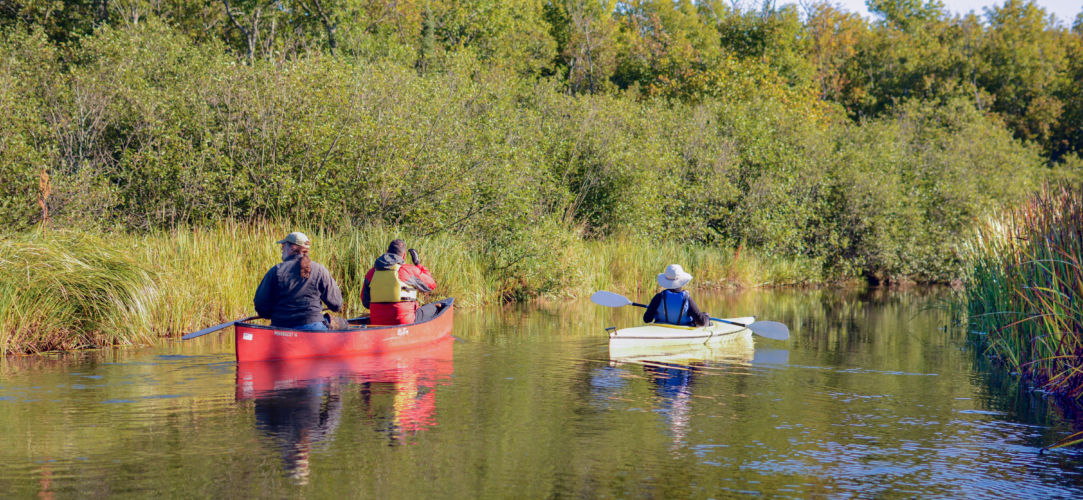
top-left (182, 315), bottom-right (261, 340)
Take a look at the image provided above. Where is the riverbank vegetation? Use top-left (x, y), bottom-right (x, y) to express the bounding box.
top-left (0, 224), bottom-right (808, 354)
top-left (1, 1), bottom-right (1081, 351)
top-left (962, 187), bottom-right (1083, 403)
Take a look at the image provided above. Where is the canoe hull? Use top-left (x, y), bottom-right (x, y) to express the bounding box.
top-left (234, 298), bottom-right (454, 362)
top-left (236, 335), bottom-right (455, 400)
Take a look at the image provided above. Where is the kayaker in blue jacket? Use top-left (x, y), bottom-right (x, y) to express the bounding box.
top-left (643, 264), bottom-right (710, 327)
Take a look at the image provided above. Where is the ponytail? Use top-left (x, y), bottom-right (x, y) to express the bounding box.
top-left (299, 246), bottom-right (311, 279)
top-left (289, 243), bottom-right (312, 279)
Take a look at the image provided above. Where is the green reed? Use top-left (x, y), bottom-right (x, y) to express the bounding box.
top-left (1, 223), bottom-right (811, 354)
top-left (962, 186), bottom-right (1083, 401)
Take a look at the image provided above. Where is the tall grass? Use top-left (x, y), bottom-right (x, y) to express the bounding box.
top-left (0, 232), bottom-right (158, 352)
top-left (962, 186), bottom-right (1083, 401)
top-left (1, 223), bottom-right (814, 354)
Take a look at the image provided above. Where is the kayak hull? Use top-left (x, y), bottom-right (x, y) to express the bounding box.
top-left (608, 317), bottom-right (753, 349)
top-left (609, 331), bottom-right (755, 365)
top-left (234, 298), bottom-right (454, 362)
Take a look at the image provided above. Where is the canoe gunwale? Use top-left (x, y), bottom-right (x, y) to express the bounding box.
top-left (235, 297), bottom-right (455, 333)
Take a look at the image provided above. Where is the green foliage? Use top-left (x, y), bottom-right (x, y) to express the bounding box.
top-left (841, 0), bottom-right (1081, 159)
top-left (0, 29), bottom-right (55, 230)
top-left (430, 0), bottom-right (556, 76)
top-left (711, 2), bottom-right (813, 88)
top-left (827, 98), bottom-right (1044, 281)
top-left (0, 6), bottom-right (1067, 286)
top-left (978, 0), bottom-right (1071, 149)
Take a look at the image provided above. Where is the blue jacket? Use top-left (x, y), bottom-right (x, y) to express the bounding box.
top-left (643, 289), bottom-right (698, 326)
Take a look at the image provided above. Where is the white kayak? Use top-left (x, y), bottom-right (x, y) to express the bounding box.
top-left (607, 317), bottom-right (755, 349)
top-left (609, 325), bottom-right (755, 365)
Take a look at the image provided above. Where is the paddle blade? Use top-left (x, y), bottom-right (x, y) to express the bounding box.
top-left (590, 290), bottom-right (633, 308)
top-left (747, 321), bottom-right (790, 341)
top-left (181, 321), bottom-right (234, 340)
top-left (181, 315), bottom-right (259, 340)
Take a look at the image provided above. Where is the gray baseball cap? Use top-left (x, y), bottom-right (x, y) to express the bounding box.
top-left (275, 232), bottom-right (311, 248)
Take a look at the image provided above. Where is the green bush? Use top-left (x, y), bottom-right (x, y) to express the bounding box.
top-left (0, 21), bottom-right (1051, 283)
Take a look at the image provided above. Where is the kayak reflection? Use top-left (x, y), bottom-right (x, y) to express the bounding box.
top-left (605, 336), bottom-right (788, 451)
top-left (236, 336), bottom-right (455, 484)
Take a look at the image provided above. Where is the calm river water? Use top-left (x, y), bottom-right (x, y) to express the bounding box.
top-left (2, 288), bottom-right (1082, 498)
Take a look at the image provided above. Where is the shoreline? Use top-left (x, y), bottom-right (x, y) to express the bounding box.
top-left (2, 223), bottom-right (863, 355)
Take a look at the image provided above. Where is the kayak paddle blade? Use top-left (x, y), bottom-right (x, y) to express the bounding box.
top-left (710, 317), bottom-right (790, 341)
top-left (748, 321), bottom-right (790, 341)
top-left (590, 290), bottom-right (633, 308)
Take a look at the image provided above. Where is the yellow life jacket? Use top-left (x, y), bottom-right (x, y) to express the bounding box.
top-left (369, 265), bottom-right (419, 303)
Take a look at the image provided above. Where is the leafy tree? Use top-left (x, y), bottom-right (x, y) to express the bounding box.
top-left (548, 0), bottom-right (619, 94)
top-left (978, 0), bottom-right (1070, 153)
top-left (804, 2), bottom-right (868, 102)
top-left (429, 0), bottom-right (556, 76)
top-left (710, 2), bottom-right (813, 88)
top-left (0, 0), bottom-right (101, 41)
top-left (867, 0), bottom-right (947, 32)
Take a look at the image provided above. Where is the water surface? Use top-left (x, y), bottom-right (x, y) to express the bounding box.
top-left (2, 288), bottom-right (1081, 498)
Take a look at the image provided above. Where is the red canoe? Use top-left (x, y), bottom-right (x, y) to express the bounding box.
top-left (234, 298), bottom-right (454, 362)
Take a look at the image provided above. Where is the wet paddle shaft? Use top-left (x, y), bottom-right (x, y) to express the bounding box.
top-left (589, 290), bottom-right (790, 341)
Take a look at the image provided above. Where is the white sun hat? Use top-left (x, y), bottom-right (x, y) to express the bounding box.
top-left (657, 264), bottom-right (693, 289)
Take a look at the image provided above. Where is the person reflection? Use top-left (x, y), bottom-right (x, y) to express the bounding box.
top-left (643, 362), bottom-right (697, 452)
top-left (253, 382), bottom-right (342, 485)
top-left (359, 370), bottom-right (440, 445)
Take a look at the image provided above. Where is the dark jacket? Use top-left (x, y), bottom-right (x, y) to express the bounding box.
top-left (254, 254), bottom-right (343, 327)
top-left (643, 288), bottom-right (709, 327)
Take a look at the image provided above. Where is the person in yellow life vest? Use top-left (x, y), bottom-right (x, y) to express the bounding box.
top-left (361, 239), bottom-right (438, 325)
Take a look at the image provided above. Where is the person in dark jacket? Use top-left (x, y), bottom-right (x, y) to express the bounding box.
top-left (362, 239), bottom-right (437, 325)
top-left (254, 232), bottom-right (344, 330)
top-left (643, 264), bottom-right (710, 327)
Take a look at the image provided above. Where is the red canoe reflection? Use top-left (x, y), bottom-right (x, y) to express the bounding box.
top-left (238, 335), bottom-right (457, 483)
top-left (236, 335), bottom-right (455, 400)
